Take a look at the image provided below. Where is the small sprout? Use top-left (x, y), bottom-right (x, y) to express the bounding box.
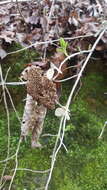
top-left (57, 38), bottom-right (68, 57)
top-left (59, 38), bottom-right (68, 48)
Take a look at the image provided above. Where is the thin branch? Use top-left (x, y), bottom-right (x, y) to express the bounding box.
top-left (42, 134), bottom-right (57, 137)
top-left (44, 117), bottom-right (64, 190)
top-left (53, 50), bottom-right (91, 80)
top-left (44, 28), bottom-right (107, 190)
top-left (0, 65), bottom-right (11, 186)
top-left (66, 28), bottom-right (107, 109)
top-left (0, 81), bottom-right (27, 86)
top-left (42, 134), bottom-right (68, 152)
top-left (98, 121), bottom-right (107, 139)
top-left (0, 0), bottom-right (32, 5)
top-left (5, 35), bottom-right (93, 57)
top-left (54, 74), bottom-right (78, 82)
top-left (60, 137), bottom-right (68, 152)
top-left (16, 0), bottom-right (26, 22)
top-left (8, 138), bottom-right (21, 190)
top-left (45, 116), bottom-right (66, 190)
top-left (5, 87), bottom-right (21, 123)
top-left (73, 79), bottom-right (82, 101)
top-left (0, 154), bottom-right (16, 163)
top-left (11, 168), bottom-right (50, 174)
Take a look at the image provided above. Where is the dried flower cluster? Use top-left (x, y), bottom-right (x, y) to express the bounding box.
top-left (27, 66), bottom-right (58, 109)
top-left (21, 65), bottom-right (58, 147)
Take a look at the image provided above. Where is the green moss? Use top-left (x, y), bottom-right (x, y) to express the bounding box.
top-left (1, 47), bottom-right (107, 189)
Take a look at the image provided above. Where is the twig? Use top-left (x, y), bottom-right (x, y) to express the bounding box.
top-left (53, 50), bottom-right (91, 80)
top-left (0, 65), bottom-right (11, 187)
top-left (42, 134), bottom-right (68, 152)
top-left (11, 168), bottom-right (50, 174)
top-left (0, 0), bottom-right (32, 5)
top-left (42, 134), bottom-right (57, 137)
top-left (73, 78), bottom-right (82, 101)
top-left (5, 35), bottom-right (93, 57)
top-left (0, 154), bottom-right (16, 163)
top-left (5, 87), bottom-right (21, 123)
top-left (60, 138), bottom-right (68, 152)
top-left (0, 81), bottom-right (27, 86)
top-left (0, 67), bottom-right (11, 103)
top-left (16, 0), bottom-right (26, 22)
top-left (44, 27), bottom-right (107, 190)
top-left (8, 138), bottom-right (21, 190)
top-left (98, 121), bottom-right (107, 139)
top-left (45, 116), bottom-right (66, 190)
top-left (54, 74), bottom-right (78, 82)
top-left (44, 117), bottom-right (64, 190)
top-left (66, 28), bottom-right (107, 109)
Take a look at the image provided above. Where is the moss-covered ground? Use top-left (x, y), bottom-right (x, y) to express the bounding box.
top-left (0, 46), bottom-right (107, 190)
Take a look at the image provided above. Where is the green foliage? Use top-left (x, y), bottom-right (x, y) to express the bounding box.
top-left (65, 124), bottom-right (75, 132)
top-left (57, 38), bottom-right (68, 56)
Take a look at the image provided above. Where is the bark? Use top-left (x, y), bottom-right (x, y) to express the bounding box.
top-left (21, 94), bottom-right (35, 138)
top-left (21, 94), bottom-right (47, 148)
top-left (31, 104), bottom-right (47, 148)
